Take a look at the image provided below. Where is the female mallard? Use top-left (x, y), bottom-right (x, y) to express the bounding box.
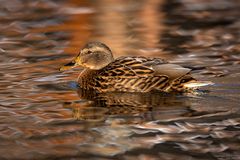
top-left (60, 42), bottom-right (210, 93)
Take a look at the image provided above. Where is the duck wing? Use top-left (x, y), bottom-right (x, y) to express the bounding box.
top-left (96, 56), bottom-right (193, 92)
top-left (99, 56), bottom-right (165, 77)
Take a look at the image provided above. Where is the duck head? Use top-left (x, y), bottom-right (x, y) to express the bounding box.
top-left (60, 42), bottom-right (114, 71)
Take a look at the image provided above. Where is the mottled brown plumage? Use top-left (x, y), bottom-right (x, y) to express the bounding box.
top-left (60, 42), bottom-right (202, 93)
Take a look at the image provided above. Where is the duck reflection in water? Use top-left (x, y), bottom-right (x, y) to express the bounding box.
top-left (63, 88), bottom-right (196, 122)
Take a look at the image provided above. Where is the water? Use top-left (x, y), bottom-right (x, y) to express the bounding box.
top-left (0, 0), bottom-right (240, 159)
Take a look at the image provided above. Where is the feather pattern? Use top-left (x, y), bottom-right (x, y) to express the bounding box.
top-left (78, 56), bottom-right (196, 93)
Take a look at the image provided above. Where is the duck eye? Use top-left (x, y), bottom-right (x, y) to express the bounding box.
top-left (87, 50), bottom-right (92, 54)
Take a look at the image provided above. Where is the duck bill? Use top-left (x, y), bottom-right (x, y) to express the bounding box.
top-left (59, 59), bottom-right (79, 71)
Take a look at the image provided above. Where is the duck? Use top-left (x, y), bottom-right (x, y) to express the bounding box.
top-left (60, 42), bottom-right (211, 93)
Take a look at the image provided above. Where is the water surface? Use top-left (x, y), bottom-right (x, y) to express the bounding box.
top-left (0, 0), bottom-right (240, 159)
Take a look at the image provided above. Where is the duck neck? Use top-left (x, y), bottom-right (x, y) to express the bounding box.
top-left (78, 69), bottom-right (97, 89)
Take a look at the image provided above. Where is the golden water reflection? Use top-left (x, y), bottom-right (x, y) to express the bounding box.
top-left (0, 0), bottom-right (240, 159)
